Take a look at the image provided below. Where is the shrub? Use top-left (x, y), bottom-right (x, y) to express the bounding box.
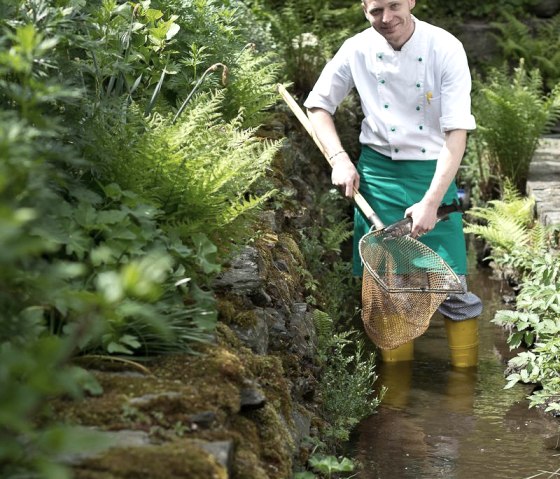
top-left (472, 60), bottom-right (560, 193)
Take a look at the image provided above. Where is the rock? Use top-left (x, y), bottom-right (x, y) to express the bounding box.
top-left (287, 302), bottom-right (316, 359)
top-left (230, 310), bottom-right (269, 355)
top-left (128, 392), bottom-right (182, 407)
top-left (455, 22), bottom-right (501, 65)
top-left (249, 287), bottom-right (273, 307)
top-left (214, 246), bottom-right (264, 294)
top-left (240, 382), bottom-right (267, 411)
top-left (258, 210), bottom-right (280, 232)
top-left (291, 408), bottom-right (311, 447)
top-left (58, 428), bottom-right (152, 465)
top-left (189, 411), bottom-right (217, 429)
top-left (196, 440), bottom-right (234, 473)
top-left (529, 0), bottom-right (560, 17)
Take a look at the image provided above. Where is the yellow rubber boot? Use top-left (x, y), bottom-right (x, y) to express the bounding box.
top-left (444, 317), bottom-right (479, 368)
top-left (379, 361), bottom-right (413, 409)
top-left (380, 340), bottom-right (414, 363)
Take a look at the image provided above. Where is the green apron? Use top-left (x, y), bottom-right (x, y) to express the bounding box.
top-left (353, 146), bottom-right (467, 277)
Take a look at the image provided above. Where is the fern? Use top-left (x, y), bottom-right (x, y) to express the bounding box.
top-left (473, 60), bottom-right (560, 192)
top-left (85, 90), bottom-right (281, 249)
top-left (464, 183), bottom-right (554, 276)
top-left (492, 12), bottom-right (560, 91)
top-left (313, 309), bottom-right (334, 354)
top-left (222, 47), bottom-right (283, 128)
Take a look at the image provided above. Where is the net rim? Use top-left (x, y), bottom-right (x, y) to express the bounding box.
top-left (358, 230), bottom-right (464, 294)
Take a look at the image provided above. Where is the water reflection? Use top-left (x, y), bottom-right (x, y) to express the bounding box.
top-left (351, 260), bottom-right (560, 479)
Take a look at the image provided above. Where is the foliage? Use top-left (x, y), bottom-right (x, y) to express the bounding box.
top-left (467, 187), bottom-right (560, 414)
top-left (318, 331), bottom-right (379, 443)
top-left (0, 0), bottom-right (281, 476)
top-left (471, 60), bottom-right (560, 192)
top-left (492, 12), bottom-right (560, 91)
top-left (303, 188), bottom-right (379, 447)
top-left (84, 93), bottom-right (281, 251)
top-left (300, 189), bottom-right (360, 324)
top-left (413, 0), bottom-right (536, 22)
top-left (464, 182), bottom-right (550, 280)
top-left (248, 0), bottom-right (361, 94)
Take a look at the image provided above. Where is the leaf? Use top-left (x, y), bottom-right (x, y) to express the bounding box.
top-left (192, 233), bottom-right (220, 274)
top-left (294, 473), bottom-right (316, 479)
top-left (106, 341), bottom-right (134, 355)
top-left (97, 210), bottom-right (128, 225)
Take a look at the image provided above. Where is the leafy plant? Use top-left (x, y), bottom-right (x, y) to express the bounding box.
top-left (84, 93), bottom-right (281, 252)
top-left (249, 0), bottom-right (359, 94)
top-left (0, 0), bottom-right (281, 476)
top-left (309, 454), bottom-right (355, 478)
top-left (467, 186), bottom-right (560, 415)
top-left (492, 12), bottom-right (560, 91)
top-left (471, 60), bottom-right (560, 192)
top-left (320, 333), bottom-right (379, 443)
top-left (464, 181), bottom-right (550, 279)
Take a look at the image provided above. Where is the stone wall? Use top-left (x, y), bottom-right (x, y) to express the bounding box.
top-left (527, 136), bottom-right (560, 227)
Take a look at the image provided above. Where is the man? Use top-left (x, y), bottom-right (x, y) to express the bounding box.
top-left (303, 0), bottom-right (483, 366)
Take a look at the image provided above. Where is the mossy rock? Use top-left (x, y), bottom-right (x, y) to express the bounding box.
top-left (74, 439), bottom-right (227, 479)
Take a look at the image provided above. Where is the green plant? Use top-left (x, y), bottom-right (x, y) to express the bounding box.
top-left (249, 0), bottom-right (359, 94)
top-left (0, 0), bottom-right (281, 475)
top-left (464, 182), bottom-right (549, 279)
top-left (84, 93), bottom-right (281, 251)
top-left (309, 454), bottom-right (355, 478)
top-left (414, 0), bottom-right (535, 22)
top-left (472, 60), bottom-right (560, 192)
top-left (492, 12), bottom-right (560, 91)
top-left (467, 188), bottom-right (560, 415)
top-left (503, 337), bottom-right (560, 414)
top-left (317, 328), bottom-right (379, 444)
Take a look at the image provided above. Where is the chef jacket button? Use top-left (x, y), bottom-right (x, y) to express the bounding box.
top-left (418, 57), bottom-right (423, 62)
top-left (390, 127), bottom-right (396, 132)
top-left (421, 148), bottom-right (426, 153)
top-left (416, 106), bottom-right (421, 111)
top-left (419, 125), bottom-right (424, 130)
top-left (378, 53), bottom-right (384, 59)
top-left (416, 83), bottom-right (421, 88)
top-left (380, 79), bottom-right (386, 84)
top-left (394, 148), bottom-right (399, 153)
top-left (384, 104), bottom-right (389, 109)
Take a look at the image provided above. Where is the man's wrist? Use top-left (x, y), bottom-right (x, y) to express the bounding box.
top-left (328, 150), bottom-right (347, 162)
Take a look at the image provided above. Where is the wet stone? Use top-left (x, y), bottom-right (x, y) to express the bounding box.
top-left (59, 429), bottom-right (152, 465)
top-left (128, 392), bottom-right (182, 407)
top-left (196, 440), bottom-right (234, 473)
top-left (189, 411), bottom-right (217, 429)
top-left (230, 311), bottom-right (269, 355)
top-left (240, 383), bottom-right (267, 411)
top-left (213, 246), bottom-right (264, 294)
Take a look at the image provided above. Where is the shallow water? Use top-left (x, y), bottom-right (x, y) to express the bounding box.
top-left (350, 250), bottom-right (560, 479)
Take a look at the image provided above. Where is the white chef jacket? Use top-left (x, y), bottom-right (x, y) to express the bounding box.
top-left (303, 17), bottom-right (476, 160)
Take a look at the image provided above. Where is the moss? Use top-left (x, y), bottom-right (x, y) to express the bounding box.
top-left (278, 233), bottom-right (305, 267)
top-left (232, 449), bottom-right (269, 479)
top-left (216, 298), bottom-right (238, 323)
top-left (243, 354), bottom-right (294, 425)
top-left (216, 322), bottom-right (244, 350)
top-left (53, 323), bottom-right (301, 479)
top-left (74, 440), bottom-right (227, 479)
top-left (251, 405), bottom-right (294, 479)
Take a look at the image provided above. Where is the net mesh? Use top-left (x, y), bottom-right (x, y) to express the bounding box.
top-left (359, 229), bottom-right (464, 350)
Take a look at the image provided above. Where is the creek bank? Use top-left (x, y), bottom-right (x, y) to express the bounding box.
top-left (50, 110), bottom-right (343, 478)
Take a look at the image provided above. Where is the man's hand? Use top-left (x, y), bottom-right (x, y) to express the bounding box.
top-left (331, 154), bottom-right (360, 198)
top-left (404, 201), bottom-right (438, 238)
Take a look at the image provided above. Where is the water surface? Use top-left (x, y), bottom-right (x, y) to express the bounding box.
top-left (351, 252), bottom-right (560, 479)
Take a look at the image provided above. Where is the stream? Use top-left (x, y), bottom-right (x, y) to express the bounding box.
top-left (349, 245), bottom-right (560, 479)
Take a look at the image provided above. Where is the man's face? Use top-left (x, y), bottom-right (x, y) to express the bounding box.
top-left (362, 0), bottom-right (416, 49)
